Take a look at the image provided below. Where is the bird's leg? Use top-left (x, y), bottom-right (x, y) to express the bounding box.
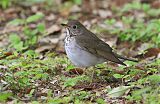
top-left (81, 67), bottom-right (94, 84)
top-left (90, 66), bottom-right (96, 84)
top-left (74, 68), bottom-right (81, 76)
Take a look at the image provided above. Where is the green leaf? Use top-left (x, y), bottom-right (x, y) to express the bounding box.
top-left (0, 0), bottom-right (10, 9)
top-left (107, 86), bottom-right (133, 97)
top-left (24, 50), bottom-right (38, 57)
top-left (9, 34), bottom-right (27, 51)
top-left (48, 97), bottom-right (71, 104)
top-left (130, 87), bottom-right (152, 101)
top-left (9, 33), bottom-right (21, 44)
top-left (31, 101), bottom-right (40, 104)
top-left (104, 19), bottom-right (116, 25)
top-left (64, 77), bottom-right (79, 87)
top-left (113, 74), bottom-right (124, 78)
top-left (7, 19), bottom-right (25, 26)
top-left (142, 4), bottom-right (150, 12)
top-left (48, 98), bottom-right (63, 104)
top-left (23, 26), bottom-right (38, 36)
top-left (96, 98), bottom-right (106, 104)
top-left (26, 13), bottom-right (44, 23)
top-left (148, 75), bottom-right (160, 84)
top-left (0, 92), bottom-right (12, 102)
top-left (73, 0), bottom-right (82, 5)
top-left (122, 16), bottom-right (134, 24)
top-left (13, 41), bottom-right (25, 51)
top-left (66, 65), bottom-right (75, 71)
top-left (147, 9), bottom-right (160, 17)
top-left (29, 36), bottom-right (37, 45)
top-left (63, 75), bottom-right (87, 88)
top-left (74, 99), bottom-right (84, 104)
top-left (37, 23), bottom-right (45, 33)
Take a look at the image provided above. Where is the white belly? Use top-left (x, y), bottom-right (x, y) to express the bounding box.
top-left (65, 37), bottom-right (105, 67)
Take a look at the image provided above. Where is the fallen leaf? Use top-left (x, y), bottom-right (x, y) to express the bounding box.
top-left (69, 68), bottom-right (84, 75)
top-left (107, 86), bottom-right (133, 97)
top-left (35, 45), bottom-right (56, 53)
top-left (73, 83), bottom-right (106, 90)
top-left (46, 25), bottom-right (61, 36)
top-left (70, 5), bottom-right (81, 13)
top-left (135, 48), bottom-right (160, 59)
top-left (151, 0), bottom-right (160, 9)
top-left (98, 9), bottom-right (112, 18)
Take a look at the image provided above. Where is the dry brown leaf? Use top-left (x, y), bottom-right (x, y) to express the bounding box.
top-left (35, 45), bottom-right (56, 53)
top-left (135, 48), bottom-right (160, 59)
top-left (69, 68), bottom-right (84, 75)
top-left (46, 24), bottom-right (61, 36)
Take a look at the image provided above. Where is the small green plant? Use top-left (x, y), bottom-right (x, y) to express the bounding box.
top-left (108, 1), bottom-right (160, 46)
top-left (104, 18), bottom-right (116, 25)
top-left (96, 98), bottom-right (106, 104)
top-left (48, 96), bottom-right (72, 104)
top-left (121, 1), bottom-right (160, 17)
top-left (0, 0), bottom-right (49, 9)
top-left (118, 19), bottom-right (160, 46)
top-left (0, 92), bottom-right (12, 102)
top-left (8, 13), bottom-right (45, 51)
top-left (63, 75), bottom-right (89, 88)
top-left (0, 0), bottom-right (11, 9)
top-left (0, 50), bottom-right (59, 93)
top-left (72, 0), bottom-right (82, 5)
top-left (121, 1), bottom-right (142, 12)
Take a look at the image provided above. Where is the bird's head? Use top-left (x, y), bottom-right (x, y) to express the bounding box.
top-left (61, 20), bottom-right (85, 37)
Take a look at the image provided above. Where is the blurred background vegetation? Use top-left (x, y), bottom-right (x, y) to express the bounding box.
top-left (0, 0), bottom-right (160, 104)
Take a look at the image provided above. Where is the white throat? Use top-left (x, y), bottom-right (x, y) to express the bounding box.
top-left (66, 28), bottom-right (70, 36)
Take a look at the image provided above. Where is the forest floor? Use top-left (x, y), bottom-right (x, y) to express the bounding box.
top-left (0, 0), bottom-right (160, 104)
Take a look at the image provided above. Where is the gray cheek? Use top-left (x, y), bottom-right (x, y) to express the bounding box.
top-left (76, 30), bottom-right (82, 35)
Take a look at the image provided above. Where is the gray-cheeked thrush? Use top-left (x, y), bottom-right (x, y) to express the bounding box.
top-left (62, 20), bottom-right (137, 67)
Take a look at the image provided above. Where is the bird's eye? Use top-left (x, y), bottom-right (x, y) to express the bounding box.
top-left (72, 25), bottom-right (77, 29)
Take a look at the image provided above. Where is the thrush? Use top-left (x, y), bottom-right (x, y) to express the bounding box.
top-left (62, 20), bottom-right (137, 67)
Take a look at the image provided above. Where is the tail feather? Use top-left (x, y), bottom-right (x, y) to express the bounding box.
top-left (114, 53), bottom-right (138, 62)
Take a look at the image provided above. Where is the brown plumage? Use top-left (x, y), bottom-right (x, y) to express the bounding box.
top-left (62, 20), bottom-right (137, 67)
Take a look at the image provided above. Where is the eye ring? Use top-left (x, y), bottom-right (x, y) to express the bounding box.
top-left (72, 25), bottom-right (77, 29)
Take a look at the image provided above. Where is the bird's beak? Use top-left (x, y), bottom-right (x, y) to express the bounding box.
top-left (61, 23), bottom-right (70, 27)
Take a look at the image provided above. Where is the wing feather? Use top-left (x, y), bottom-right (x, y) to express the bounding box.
top-left (75, 34), bottom-right (126, 65)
